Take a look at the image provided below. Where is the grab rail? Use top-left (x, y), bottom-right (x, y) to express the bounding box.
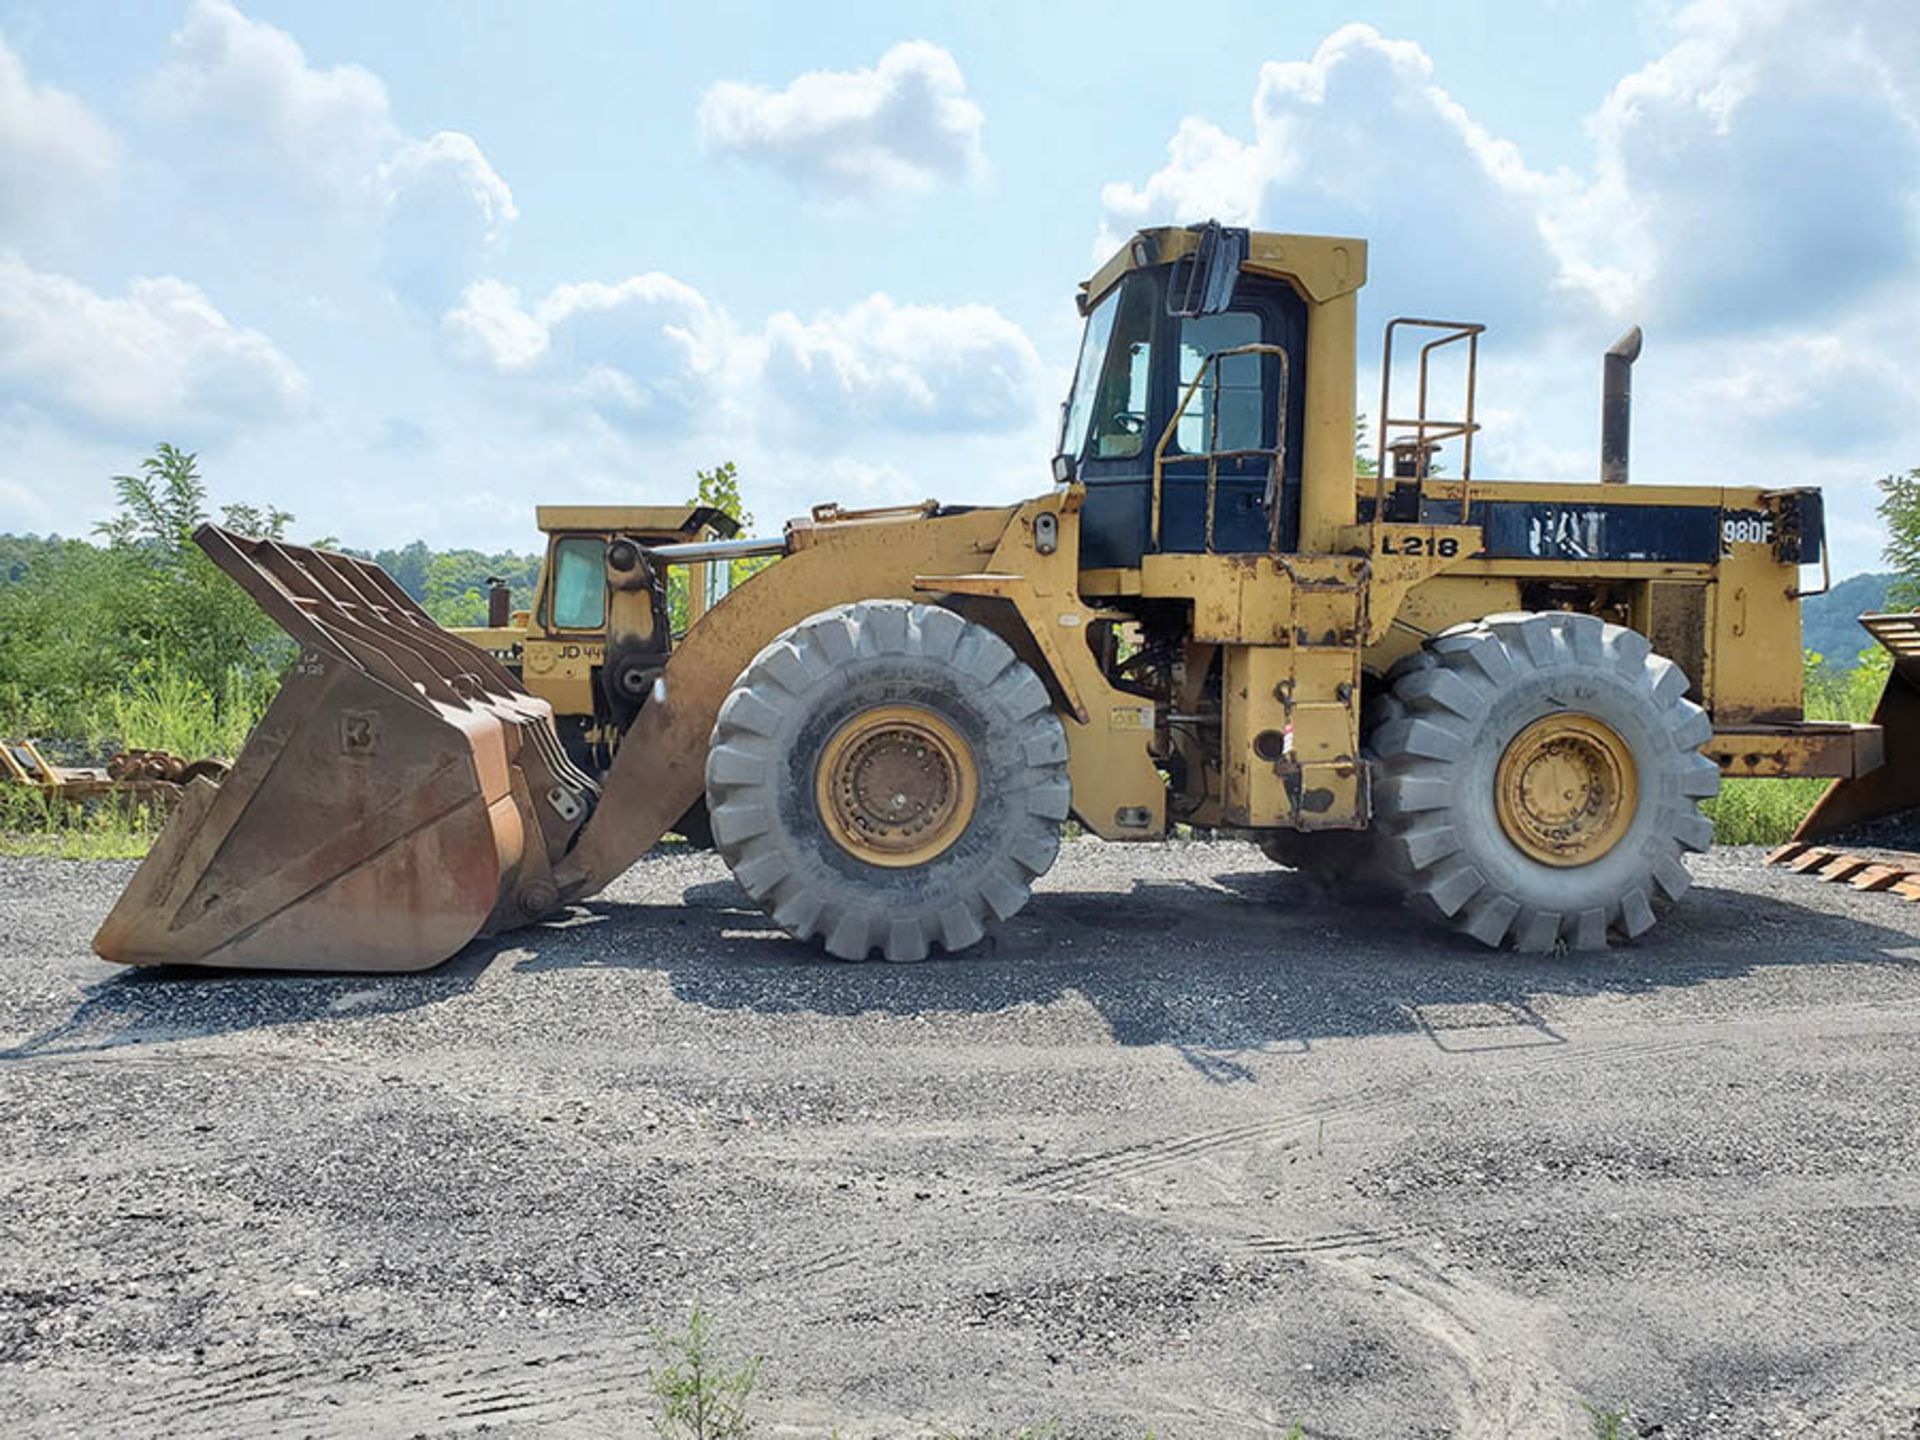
top-left (1150, 343), bottom-right (1291, 553)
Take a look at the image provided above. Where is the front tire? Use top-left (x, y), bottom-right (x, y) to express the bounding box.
top-left (1371, 612), bottom-right (1719, 951)
top-left (706, 600), bottom-right (1071, 961)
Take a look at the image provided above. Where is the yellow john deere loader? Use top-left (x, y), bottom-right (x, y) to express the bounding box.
top-left (445, 503), bottom-right (740, 776)
top-left (94, 223), bottom-right (1895, 972)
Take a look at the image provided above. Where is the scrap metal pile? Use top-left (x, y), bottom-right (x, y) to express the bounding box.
top-left (2, 739), bottom-right (229, 809)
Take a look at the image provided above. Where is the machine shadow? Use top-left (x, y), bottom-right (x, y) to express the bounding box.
top-left (21, 856), bottom-right (1915, 1070)
top-left (0, 947), bottom-right (493, 1061)
top-left (505, 856), bottom-right (1920, 1076)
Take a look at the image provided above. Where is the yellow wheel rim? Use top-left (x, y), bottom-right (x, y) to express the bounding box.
top-left (1495, 713), bottom-right (1638, 867)
top-left (815, 704), bottom-right (978, 868)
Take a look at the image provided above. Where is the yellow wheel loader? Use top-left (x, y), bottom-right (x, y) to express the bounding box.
top-left (93, 223), bottom-right (1893, 971)
top-left (444, 504), bottom-right (738, 776)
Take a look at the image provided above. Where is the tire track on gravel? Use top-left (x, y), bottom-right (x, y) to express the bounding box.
top-left (121, 1335), bottom-right (660, 1437)
top-left (1015, 1033), bottom-right (1708, 1195)
top-left (1324, 1249), bottom-right (1586, 1440)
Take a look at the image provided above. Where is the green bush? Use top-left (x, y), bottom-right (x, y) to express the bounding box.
top-left (102, 661), bottom-right (274, 761)
top-left (0, 445), bottom-right (290, 751)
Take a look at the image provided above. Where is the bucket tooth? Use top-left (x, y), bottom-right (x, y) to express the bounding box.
top-left (93, 526), bottom-right (594, 972)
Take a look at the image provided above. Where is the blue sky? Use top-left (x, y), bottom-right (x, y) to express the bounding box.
top-left (0, 0), bottom-right (1913, 576)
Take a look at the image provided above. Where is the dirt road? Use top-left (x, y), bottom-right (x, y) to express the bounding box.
top-left (3, 843), bottom-right (1918, 1438)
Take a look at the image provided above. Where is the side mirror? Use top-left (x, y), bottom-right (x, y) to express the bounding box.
top-left (1052, 454), bottom-right (1077, 484)
top-left (1167, 220), bottom-right (1248, 318)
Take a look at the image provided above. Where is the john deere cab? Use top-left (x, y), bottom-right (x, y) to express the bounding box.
top-left (451, 504), bottom-right (739, 772)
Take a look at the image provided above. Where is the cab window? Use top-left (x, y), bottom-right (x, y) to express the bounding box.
top-left (1070, 276), bottom-right (1157, 462)
top-left (550, 537), bottom-right (607, 630)
top-left (1176, 311), bottom-right (1264, 454)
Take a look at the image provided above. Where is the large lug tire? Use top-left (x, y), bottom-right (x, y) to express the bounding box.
top-left (705, 600), bottom-right (1071, 962)
top-left (1371, 611), bottom-right (1720, 952)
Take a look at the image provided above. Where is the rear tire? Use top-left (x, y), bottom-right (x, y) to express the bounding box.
top-left (706, 600), bottom-right (1070, 961)
top-left (1371, 612), bottom-right (1719, 951)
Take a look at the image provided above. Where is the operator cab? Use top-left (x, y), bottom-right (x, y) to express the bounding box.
top-left (1058, 223), bottom-right (1308, 570)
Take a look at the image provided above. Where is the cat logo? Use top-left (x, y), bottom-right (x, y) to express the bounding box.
top-left (1527, 506), bottom-right (1605, 559)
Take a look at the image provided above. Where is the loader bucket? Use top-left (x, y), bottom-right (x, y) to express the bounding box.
top-left (94, 527), bottom-right (597, 972)
top-left (1795, 612), bottom-right (1920, 842)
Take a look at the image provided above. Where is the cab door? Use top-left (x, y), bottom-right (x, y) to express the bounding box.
top-left (1156, 279), bottom-right (1306, 554)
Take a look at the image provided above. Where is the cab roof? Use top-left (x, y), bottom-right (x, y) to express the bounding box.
top-left (1079, 225), bottom-right (1368, 313)
top-left (534, 504), bottom-right (739, 538)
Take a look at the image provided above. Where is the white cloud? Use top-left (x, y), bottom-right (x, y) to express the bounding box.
top-left (1099, 7), bottom-right (1920, 339)
top-left (1561, 0), bottom-right (1920, 333)
top-left (0, 474), bottom-right (52, 530)
top-left (0, 254), bottom-right (307, 435)
top-left (1100, 25), bottom-right (1565, 328)
top-left (761, 295), bottom-right (1042, 433)
top-left (1691, 331), bottom-right (1912, 443)
top-left (445, 274), bottom-right (725, 433)
top-left (446, 272), bottom-right (1042, 446)
top-left (377, 131), bottom-right (519, 307)
top-left (0, 34), bottom-right (120, 248)
top-left (699, 41), bottom-right (985, 197)
top-left (149, 1), bottom-right (514, 303)
top-left (443, 279), bottom-right (551, 372)
top-left (377, 131), bottom-right (517, 244)
top-left (149, 0), bottom-right (392, 192)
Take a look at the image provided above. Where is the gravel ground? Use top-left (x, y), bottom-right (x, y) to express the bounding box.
top-left (3, 841), bottom-right (1919, 1439)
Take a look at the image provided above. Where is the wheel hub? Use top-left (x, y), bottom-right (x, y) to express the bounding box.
top-left (1495, 713), bottom-right (1638, 867)
top-left (816, 705), bottom-right (978, 867)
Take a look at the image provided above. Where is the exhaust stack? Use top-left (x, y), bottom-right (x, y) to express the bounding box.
top-left (1601, 326), bottom-right (1642, 484)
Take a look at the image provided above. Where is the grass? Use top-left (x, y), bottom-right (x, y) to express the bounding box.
top-left (1584, 1400), bottom-right (1634, 1439)
top-left (1700, 774), bottom-right (1830, 846)
top-left (101, 663), bottom-right (269, 761)
top-left (1701, 648), bottom-right (1888, 845)
top-left (0, 788), bottom-right (159, 859)
top-left (648, 1304), bottom-right (762, 1440)
top-left (1, 657), bottom-right (268, 860)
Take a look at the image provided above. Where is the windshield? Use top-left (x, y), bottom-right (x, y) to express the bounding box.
top-left (1059, 276), bottom-right (1157, 463)
top-left (1058, 290), bottom-right (1118, 461)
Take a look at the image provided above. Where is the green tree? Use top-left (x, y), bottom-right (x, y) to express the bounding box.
top-left (669, 461), bottom-right (774, 633)
top-left (94, 443), bottom-right (292, 551)
top-left (1878, 466), bottom-right (1920, 607)
top-left (692, 460), bottom-right (750, 529)
top-left (647, 1303), bottom-right (760, 1439)
top-left (0, 533), bottom-right (66, 585)
top-left (374, 539), bottom-right (434, 601)
top-left (0, 445), bottom-right (295, 750)
top-left (415, 546), bottom-right (541, 626)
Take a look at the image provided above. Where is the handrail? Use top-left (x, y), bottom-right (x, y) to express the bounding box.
top-left (1370, 318), bottom-right (1484, 556)
top-left (1150, 342), bottom-right (1291, 553)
